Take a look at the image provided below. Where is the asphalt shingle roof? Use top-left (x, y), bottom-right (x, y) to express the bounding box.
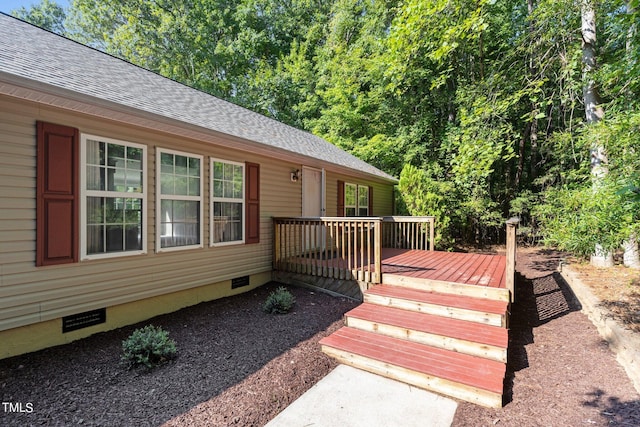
top-left (0, 13), bottom-right (396, 182)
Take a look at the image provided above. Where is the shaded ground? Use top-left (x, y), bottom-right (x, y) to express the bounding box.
top-left (1, 248), bottom-right (639, 426)
top-left (453, 247), bottom-right (640, 426)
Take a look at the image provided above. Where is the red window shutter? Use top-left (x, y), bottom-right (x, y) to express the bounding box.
top-left (245, 162), bottom-right (260, 244)
top-left (337, 180), bottom-right (345, 216)
top-left (36, 121), bottom-right (79, 266)
top-left (368, 186), bottom-right (373, 216)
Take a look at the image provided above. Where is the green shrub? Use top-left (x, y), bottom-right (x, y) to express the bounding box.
top-left (121, 325), bottom-right (177, 370)
top-left (263, 286), bottom-right (296, 314)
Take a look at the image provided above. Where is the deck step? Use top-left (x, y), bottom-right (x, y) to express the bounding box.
top-left (345, 303), bottom-right (508, 362)
top-left (320, 327), bottom-right (505, 408)
top-left (364, 284), bottom-right (509, 327)
top-left (383, 273), bottom-right (511, 302)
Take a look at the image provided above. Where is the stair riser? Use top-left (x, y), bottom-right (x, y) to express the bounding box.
top-left (364, 293), bottom-right (506, 328)
top-left (345, 316), bottom-right (507, 363)
top-left (321, 345), bottom-right (503, 409)
top-left (383, 274), bottom-right (511, 302)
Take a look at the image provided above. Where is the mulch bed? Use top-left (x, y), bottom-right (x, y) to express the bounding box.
top-left (1, 249), bottom-right (640, 426)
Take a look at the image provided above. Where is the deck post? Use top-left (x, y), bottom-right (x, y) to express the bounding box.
top-left (273, 220), bottom-right (280, 270)
top-left (505, 218), bottom-right (519, 302)
top-left (429, 219), bottom-right (435, 251)
top-left (374, 219), bottom-right (382, 283)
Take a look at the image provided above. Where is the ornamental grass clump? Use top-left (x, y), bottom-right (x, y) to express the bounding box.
top-left (121, 325), bottom-right (177, 370)
top-left (263, 286), bottom-right (296, 314)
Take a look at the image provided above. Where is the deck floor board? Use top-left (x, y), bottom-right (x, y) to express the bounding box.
top-left (381, 249), bottom-right (507, 289)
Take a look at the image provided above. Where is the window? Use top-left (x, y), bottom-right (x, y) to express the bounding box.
top-left (157, 149), bottom-right (203, 251)
top-left (358, 185), bottom-right (369, 216)
top-left (81, 135), bottom-right (146, 259)
top-left (344, 183), bottom-right (370, 216)
top-left (211, 159), bottom-right (244, 245)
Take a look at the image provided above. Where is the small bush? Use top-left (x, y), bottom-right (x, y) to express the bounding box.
top-left (121, 325), bottom-right (177, 370)
top-left (263, 286), bottom-right (296, 314)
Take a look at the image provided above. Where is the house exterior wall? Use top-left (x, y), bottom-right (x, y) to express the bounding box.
top-left (324, 172), bottom-right (394, 217)
top-left (0, 96), bottom-right (395, 359)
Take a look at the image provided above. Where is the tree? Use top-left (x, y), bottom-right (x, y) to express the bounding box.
top-left (583, 0), bottom-right (613, 267)
top-left (11, 0), bottom-right (67, 35)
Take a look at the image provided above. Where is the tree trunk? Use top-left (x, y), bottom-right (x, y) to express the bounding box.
top-left (527, 0), bottom-right (540, 183)
top-left (582, 0), bottom-right (613, 267)
top-left (622, 2), bottom-right (640, 269)
top-left (623, 234), bottom-right (640, 269)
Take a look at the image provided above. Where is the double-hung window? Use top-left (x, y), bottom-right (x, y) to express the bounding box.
top-left (344, 183), bottom-right (369, 216)
top-left (211, 159), bottom-right (244, 245)
top-left (157, 149), bottom-right (203, 251)
top-left (357, 185), bottom-right (369, 216)
top-left (81, 135), bottom-right (147, 258)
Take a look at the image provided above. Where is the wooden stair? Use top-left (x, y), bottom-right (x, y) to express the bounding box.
top-left (319, 280), bottom-right (510, 408)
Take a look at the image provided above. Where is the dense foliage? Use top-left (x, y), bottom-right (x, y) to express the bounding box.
top-left (13, 0), bottom-right (639, 256)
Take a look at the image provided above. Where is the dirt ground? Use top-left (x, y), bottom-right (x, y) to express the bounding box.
top-left (1, 247), bottom-right (639, 426)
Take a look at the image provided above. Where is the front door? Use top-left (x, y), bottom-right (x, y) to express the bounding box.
top-left (302, 167), bottom-right (325, 217)
top-left (302, 167), bottom-right (325, 251)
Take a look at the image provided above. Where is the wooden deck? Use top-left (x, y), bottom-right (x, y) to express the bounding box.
top-left (275, 216), bottom-right (517, 408)
top-left (380, 249), bottom-right (506, 289)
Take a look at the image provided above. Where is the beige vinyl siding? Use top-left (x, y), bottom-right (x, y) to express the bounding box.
top-left (0, 96), bottom-right (303, 332)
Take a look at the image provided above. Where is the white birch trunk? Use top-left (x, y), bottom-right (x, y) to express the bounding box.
top-left (622, 2), bottom-right (639, 269)
top-left (582, 0), bottom-right (613, 267)
top-left (623, 235), bottom-right (640, 269)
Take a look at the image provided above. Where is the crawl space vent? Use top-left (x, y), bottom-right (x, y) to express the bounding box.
top-left (62, 308), bottom-right (106, 333)
top-left (231, 275), bottom-right (250, 289)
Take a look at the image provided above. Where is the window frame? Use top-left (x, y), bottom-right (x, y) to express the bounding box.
top-left (156, 148), bottom-right (204, 253)
top-left (210, 158), bottom-right (245, 246)
top-left (344, 183), bottom-right (369, 217)
top-left (80, 134), bottom-right (147, 260)
top-left (357, 184), bottom-right (369, 216)
top-left (344, 182), bottom-right (358, 217)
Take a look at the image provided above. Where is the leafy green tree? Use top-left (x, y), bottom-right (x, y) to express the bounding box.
top-left (11, 0), bottom-right (67, 35)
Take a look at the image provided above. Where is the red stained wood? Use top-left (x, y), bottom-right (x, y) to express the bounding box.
top-left (366, 285), bottom-right (508, 315)
top-left (380, 249), bottom-right (507, 289)
top-left (320, 327), bottom-right (505, 393)
top-left (346, 303), bottom-right (508, 348)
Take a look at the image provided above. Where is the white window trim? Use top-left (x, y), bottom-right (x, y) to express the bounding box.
top-left (358, 184), bottom-right (369, 216)
top-left (345, 182), bottom-right (357, 216)
top-left (156, 148), bottom-right (204, 253)
top-left (344, 182), bottom-right (369, 216)
top-left (80, 134), bottom-right (147, 260)
top-left (210, 158), bottom-right (245, 247)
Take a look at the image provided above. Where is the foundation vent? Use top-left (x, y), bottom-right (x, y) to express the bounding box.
top-left (231, 275), bottom-right (250, 289)
top-left (62, 308), bottom-right (106, 333)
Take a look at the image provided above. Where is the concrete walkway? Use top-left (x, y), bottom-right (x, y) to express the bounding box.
top-left (265, 365), bottom-right (458, 427)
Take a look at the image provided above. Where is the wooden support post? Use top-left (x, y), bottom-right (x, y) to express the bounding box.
top-left (374, 219), bottom-right (382, 283)
top-left (429, 218), bottom-right (435, 251)
top-left (505, 218), bottom-right (519, 302)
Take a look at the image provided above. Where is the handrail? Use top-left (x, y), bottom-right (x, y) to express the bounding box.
top-left (273, 216), bottom-right (437, 284)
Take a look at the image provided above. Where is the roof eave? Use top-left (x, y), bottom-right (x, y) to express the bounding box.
top-left (0, 72), bottom-right (398, 184)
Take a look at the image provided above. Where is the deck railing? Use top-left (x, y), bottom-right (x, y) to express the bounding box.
top-left (382, 216), bottom-right (435, 251)
top-left (273, 216), bottom-right (436, 284)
